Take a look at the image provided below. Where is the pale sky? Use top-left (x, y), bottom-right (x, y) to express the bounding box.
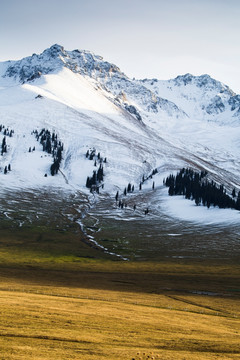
top-left (1, 0), bottom-right (240, 92)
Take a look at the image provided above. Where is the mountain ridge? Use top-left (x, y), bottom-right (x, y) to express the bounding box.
top-left (2, 44), bottom-right (187, 121)
top-left (2, 44), bottom-right (240, 125)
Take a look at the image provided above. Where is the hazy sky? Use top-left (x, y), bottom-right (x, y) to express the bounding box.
top-left (1, 0), bottom-right (240, 92)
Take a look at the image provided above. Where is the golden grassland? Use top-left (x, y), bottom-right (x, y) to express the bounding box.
top-left (0, 226), bottom-right (239, 359)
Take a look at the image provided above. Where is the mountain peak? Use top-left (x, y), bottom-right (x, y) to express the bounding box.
top-left (42, 43), bottom-right (65, 57)
top-left (174, 73), bottom-right (194, 84)
top-left (50, 43), bottom-right (64, 51)
top-left (172, 73), bottom-right (234, 95)
top-left (2, 44), bottom-right (125, 84)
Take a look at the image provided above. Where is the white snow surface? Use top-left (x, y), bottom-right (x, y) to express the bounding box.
top-left (1, 44), bottom-right (240, 224)
top-left (160, 188), bottom-right (240, 225)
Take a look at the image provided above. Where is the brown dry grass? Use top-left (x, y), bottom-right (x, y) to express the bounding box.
top-left (0, 287), bottom-right (240, 360)
top-left (0, 261), bottom-right (240, 360)
top-left (0, 226), bottom-right (239, 359)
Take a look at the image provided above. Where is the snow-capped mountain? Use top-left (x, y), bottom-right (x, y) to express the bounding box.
top-left (4, 44), bottom-right (240, 124)
top-left (2, 44), bottom-right (187, 120)
top-left (1, 44), bottom-right (240, 234)
top-left (140, 73), bottom-right (240, 125)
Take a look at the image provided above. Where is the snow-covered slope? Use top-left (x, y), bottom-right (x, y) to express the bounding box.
top-left (1, 44), bottom-right (240, 230)
top-left (140, 73), bottom-right (240, 125)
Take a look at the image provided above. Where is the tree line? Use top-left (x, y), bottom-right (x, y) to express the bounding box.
top-left (1, 125), bottom-right (14, 156)
top-left (0, 124), bottom-right (14, 137)
top-left (85, 149), bottom-right (106, 193)
top-left (33, 129), bottom-right (63, 176)
top-left (164, 167), bottom-right (240, 210)
top-left (0, 125), bottom-right (13, 173)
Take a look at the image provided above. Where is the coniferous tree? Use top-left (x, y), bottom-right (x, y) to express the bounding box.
top-left (92, 170), bottom-right (97, 185)
top-left (50, 159), bottom-right (60, 176)
top-left (1, 136), bottom-right (7, 155)
top-left (89, 150), bottom-right (95, 160)
top-left (46, 136), bottom-right (52, 154)
top-left (97, 165), bottom-right (103, 182)
top-left (195, 195), bottom-right (200, 206)
top-left (236, 192), bottom-right (240, 210)
top-left (165, 168), bottom-right (238, 210)
top-left (2, 136), bottom-right (6, 147)
top-left (56, 148), bottom-right (62, 162)
top-left (86, 177), bottom-right (91, 188)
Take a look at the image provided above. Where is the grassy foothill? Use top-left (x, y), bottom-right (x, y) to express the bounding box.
top-left (0, 225), bottom-right (239, 359)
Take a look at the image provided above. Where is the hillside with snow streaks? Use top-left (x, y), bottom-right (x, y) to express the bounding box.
top-left (0, 44), bottom-right (240, 230)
